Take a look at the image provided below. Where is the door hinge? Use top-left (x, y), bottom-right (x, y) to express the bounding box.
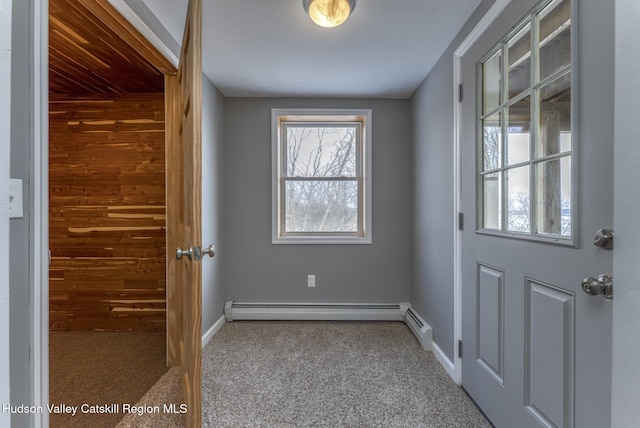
top-left (458, 212), bottom-right (464, 231)
top-left (458, 340), bottom-right (463, 359)
top-left (458, 83), bottom-right (463, 102)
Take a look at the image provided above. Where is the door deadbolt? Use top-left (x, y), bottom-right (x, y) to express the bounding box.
top-left (582, 274), bottom-right (613, 299)
top-left (593, 228), bottom-right (614, 250)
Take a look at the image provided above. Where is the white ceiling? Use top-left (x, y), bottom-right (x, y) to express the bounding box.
top-left (142, 0), bottom-right (482, 98)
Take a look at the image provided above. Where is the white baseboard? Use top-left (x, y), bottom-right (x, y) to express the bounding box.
top-left (202, 314), bottom-right (226, 349)
top-left (432, 340), bottom-right (457, 382)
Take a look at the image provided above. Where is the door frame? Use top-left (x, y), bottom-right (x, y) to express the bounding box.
top-left (1, 0), bottom-right (12, 425)
top-left (451, 0), bottom-right (513, 385)
top-left (32, 1), bottom-right (178, 426)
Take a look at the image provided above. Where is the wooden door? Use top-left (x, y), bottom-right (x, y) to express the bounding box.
top-left (166, 0), bottom-right (202, 426)
top-left (460, 0), bottom-right (613, 427)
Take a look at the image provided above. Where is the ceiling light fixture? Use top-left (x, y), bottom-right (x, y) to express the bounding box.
top-left (303, 0), bottom-right (356, 28)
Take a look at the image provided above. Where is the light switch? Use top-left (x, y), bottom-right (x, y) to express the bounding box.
top-left (9, 178), bottom-right (23, 219)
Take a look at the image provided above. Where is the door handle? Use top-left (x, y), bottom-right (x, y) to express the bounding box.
top-left (582, 274), bottom-right (613, 299)
top-left (176, 246), bottom-right (193, 260)
top-left (202, 245), bottom-right (215, 258)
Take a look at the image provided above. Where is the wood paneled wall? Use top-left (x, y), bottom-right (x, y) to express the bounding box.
top-left (49, 93), bottom-right (167, 331)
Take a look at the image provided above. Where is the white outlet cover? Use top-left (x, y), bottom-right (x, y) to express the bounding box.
top-left (9, 179), bottom-right (23, 219)
top-left (308, 275), bottom-right (316, 287)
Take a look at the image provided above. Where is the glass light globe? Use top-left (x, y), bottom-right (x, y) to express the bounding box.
top-left (307, 0), bottom-right (353, 28)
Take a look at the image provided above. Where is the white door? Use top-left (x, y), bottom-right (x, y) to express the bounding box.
top-left (460, 0), bottom-right (613, 427)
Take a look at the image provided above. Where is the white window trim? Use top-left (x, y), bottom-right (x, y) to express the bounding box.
top-left (271, 108), bottom-right (372, 244)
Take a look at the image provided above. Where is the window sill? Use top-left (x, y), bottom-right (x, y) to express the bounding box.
top-left (272, 235), bottom-right (372, 245)
top-left (476, 228), bottom-right (577, 248)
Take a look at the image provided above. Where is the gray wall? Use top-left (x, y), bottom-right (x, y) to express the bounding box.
top-left (123, 0), bottom-right (181, 57)
top-left (201, 76), bottom-right (226, 329)
top-left (224, 98), bottom-right (411, 303)
top-left (10, 0), bottom-right (32, 426)
top-left (409, 0), bottom-right (495, 362)
top-left (612, 0), bottom-right (640, 426)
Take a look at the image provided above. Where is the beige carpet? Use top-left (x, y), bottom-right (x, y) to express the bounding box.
top-left (49, 331), bottom-right (169, 428)
top-left (116, 367), bottom-right (185, 428)
top-left (121, 321), bottom-right (492, 427)
top-left (201, 321), bottom-right (492, 428)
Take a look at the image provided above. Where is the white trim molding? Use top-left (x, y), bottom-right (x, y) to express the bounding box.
top-left (452, 0), bottom-right (514, 386)
top-left (432, 341), bottom-right (456, 380)
top-left (107, 0), bottom-right (179, 67)
top-left (202, 315), bottom-right (226, 349)
top-left (0, 0), bottom-right (12, 423)
top-left (33, 1), bottom-right (50, 426)
top-left (271, 108), bottom-right (373, 245)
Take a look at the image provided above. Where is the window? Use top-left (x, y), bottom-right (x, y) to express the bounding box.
top-left (479, 0), bottom-right (573, 241)
top-left (272, 109), bottom-right (372, 244)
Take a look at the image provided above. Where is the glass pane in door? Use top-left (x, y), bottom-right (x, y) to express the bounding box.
top-left (539, 0), bottom-right (571, 81)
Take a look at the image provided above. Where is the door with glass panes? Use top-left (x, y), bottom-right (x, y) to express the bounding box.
top-left (460, 0), bottom-right (614, 426)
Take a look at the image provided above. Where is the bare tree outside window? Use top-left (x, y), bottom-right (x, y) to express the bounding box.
top-left (284, 126), bottom-right (358, 232)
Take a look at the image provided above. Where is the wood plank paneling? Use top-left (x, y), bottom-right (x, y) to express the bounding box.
top-left (49, 0), bottom-right (167, 95)
top-left (49, 93), bottom-right (166, 332)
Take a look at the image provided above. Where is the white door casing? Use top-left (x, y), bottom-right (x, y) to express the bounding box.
top-left (460, 0), bottom-right (614, 427)
top-left (1, 1), bottom-right (13, 425)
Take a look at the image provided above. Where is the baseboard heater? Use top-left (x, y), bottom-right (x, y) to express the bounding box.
top-left (224, 301), bottom-right (408, 322)
top-left (404, 307), bottom-right (433, 350)
top-left (224, 301), bottom-right (433, 350)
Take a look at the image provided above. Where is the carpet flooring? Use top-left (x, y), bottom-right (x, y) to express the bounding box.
top-left (49, 331), bottom-right (169, 428)
top-left (120, 321), bottom-right (492, 427)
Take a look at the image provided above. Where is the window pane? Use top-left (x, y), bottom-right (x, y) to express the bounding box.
top-left (483, 172), bottom-right (502, 230)
top-left (286, 126), bottom-right (357, 178)
top-left (536, 156), bottom-right (571, 236)
top-left (539, 0), bottom-right (571, 81)
top-left (506, 97), bottom-right (531, 165)
top-left (538, 73), bottom-right (571, 157)
top-left (483, 50), bottom-right (502, 114)
top-left (285, 180), bottom-right (358, 232)
top-left (507, 166), bottom-right (530, 232)
top-left (508, 24), bottom-right (531, 99)
top-left (483, 112), bottom-right (502, 171)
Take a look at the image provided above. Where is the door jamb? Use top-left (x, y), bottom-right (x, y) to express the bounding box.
top-left (32, 1), bottom-right (177, 426)
top-left (452, 0), bottom-right (513, 385)
top-left (33, 1), bottom-right (49, 426)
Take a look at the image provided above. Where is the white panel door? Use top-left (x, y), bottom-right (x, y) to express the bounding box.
top-left (460, 0), bottom-right (613, 427)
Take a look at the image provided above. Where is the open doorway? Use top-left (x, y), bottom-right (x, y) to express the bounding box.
top-left (48, 0), bottom-right (169, 426)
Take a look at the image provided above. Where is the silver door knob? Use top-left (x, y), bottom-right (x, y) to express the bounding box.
top-left (202, 245), bottom-right (215, 258)
top-left (176, 246), bottom-right (193, 260)
top-left (582, 274), bottom-right (613, 299)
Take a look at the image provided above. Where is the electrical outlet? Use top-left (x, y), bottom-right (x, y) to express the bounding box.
top-left (307, 275), bottom-right (316, 288)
